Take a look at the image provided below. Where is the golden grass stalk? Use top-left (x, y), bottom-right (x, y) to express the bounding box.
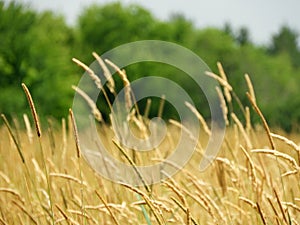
top-left (239, 196), bottom-right (257, 209)
top-left (1, 114), bottom-right (25, 163)
top-left (231, 113), bottom-right (252, 149)
top-left (251, 149), bottom-right (299, 170)
top-left (183, 188), bottom-right (217, 223)
top-left (105, 59), bottom-right (133, 110)
top-left (21, 83), bottom-right (55, 223)
top-left (61, 118), bottom-right (67, 159)
top-left (271, 133), bottom-right (299, 152)
top-left (245, 74), bottom-right (256, 105)
top-left (245, 106), bottom-right (251, 133)
top-left (71, 85), bottom-right (103, 122)
top-left (205, 71), bottom-right (233, 91)
top-left (163, 179), bottom-right (191, 225)
top-left (49, 173), bottom-right (87, 186)
top-left (72, 58), bottom-right (102, 89)
top-left (217, 62), bottom-right (232, 103)
top-left (246, 92), bottom-right (275, 149)
top-left (223, 200), bottom-right (248, 218)
top-left (216, 86), bottom-right (229, 125)
top-left (0, 188), bottom-right (23, 203)
top-left (240, 145), bottom-right (258, 188)
top-left (12, 117), bottom-right (21, 147)
top-left (55, 204), bottom-right (79, 225)
top-left (281, 170), bottom-right (298, 177)
top-left (273, 188), bottom-right (288, 224)
top-left (95, 190), bottom-right (120, 225)
top-left (215, 160), bottom-right (227, 195)
top-left (92, 52), bottom-right (115, 94)
top-left (266, 197), bottom-right (281, 224)
top-left (21, 83), bottom-right (41, 137)
top-left (271, 132), bottom-right (300, 166)
top-left (170, 197), bottom-right (199, 225)
top-left (69, 109), bottom-right (81, 158)
top-left (282, 201), bottom-right (300, 212)
top-left (47, 118), bottom-right (55, 155)
top-left (168, 119), bottom-right (200, 144)
top-left (120, 183), bottom-right (165, 225)
top-left (12, 200), bottom-right (38, 225)
top-left (23, 114), bottom-right (33, 144)
top-left (0, 216), bottom-right (7, 225)
top-left (185, 101), bottom-right (211, 136)
top-left (67, 209), bottom-right (94, 222)
top-left (72, 57), bottom-right (113, 110)
top-left (0, 171), bottom-right (10, 184)
top-left (256, 202), bottom-right (267, 225)
top-left (112, 139), bottom-right (150, 194)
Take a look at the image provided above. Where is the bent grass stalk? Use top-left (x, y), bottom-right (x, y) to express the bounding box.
top-left (72, 85), bottom-right (103, 122)
top-left (92, 52), bottom-right (116, 95)
top-left (72, 57), bottom-right (113, 111)
top-left (21, 83), bottom-right (54, 224)
top-left (95, 190), bottom-right (120, 225)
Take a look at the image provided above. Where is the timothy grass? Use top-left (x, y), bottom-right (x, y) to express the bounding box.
top-left (1, 60), bottom-right (300, 224)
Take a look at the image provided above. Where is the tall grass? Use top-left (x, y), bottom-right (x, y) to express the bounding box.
top-left (0, 59), bottom-right (300, 224)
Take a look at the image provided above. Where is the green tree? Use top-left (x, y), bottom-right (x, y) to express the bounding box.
top-left (0, 2), bottom-right (78, 120)
top-left (236, 27), bottom-right (250, 46)
top-left (25, 11), bottom-right (78, 119)
top-left (76, 2), bottom-right (157, 63)
top-left (269, 25), bottom-right (300, 68)
top-left (0, 1), bottom-right (36, 116)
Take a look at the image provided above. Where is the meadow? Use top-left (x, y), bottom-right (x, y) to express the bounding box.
top-left (0, 60), bottom-right (300, 225)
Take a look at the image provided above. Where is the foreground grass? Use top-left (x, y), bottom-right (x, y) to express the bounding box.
top-left (1, 61), bottom-right (300, 224)
top-left (1, 119), bottom-right (300, 225)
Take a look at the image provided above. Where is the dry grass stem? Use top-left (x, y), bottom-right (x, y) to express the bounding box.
top-left (273, 188), bottom-right (288, 224)
top-left (105, 59), bottom-right (133, 111)
top-left (112, 139), bottom-right (150, 193)
top-left (251, 149), bottom-right (299, 170)
top-left (245, 107), bottom-right (251, 132)
top-left (247, 92), bottom-right (275, 149)
top-left (23, 114), bottom-right (33, 144)
top-left (240, 145), bottom-right (258, 188)
top-left (95, 190), bottom-right (120, 225)
top-left (231, 113), bottom-right (252, 149)
top-left (120, 183), bottom-right (165, 225)
top-left (21, 83), bottom-right (41, 137)
top-left (72, 58), bottom-right (102, 89)
top-left (185, 101), bottom-right (211, 136)
top-left (0, 188), bottom-right (23, 202)
top-left (71, 85), bottom-right (102, 122)
top-left (217, 62), bottom-right (232, 103)
top-left (12, 200), bottom-right (38, 225)
top-left (216, 86), bottom-right (229, 125)
top-left (256, 202), bottom-right (267, 225)
top-left (69, 109), bottom-right (81, 158)
top-left (49, 173), bottom-right (87, 186)
top-left (245, 74), bottom-right (256, 105)
top-left (1, 114), bottom-right (25, 163)
top-left (92, 52), bottom-right (115, 93)
top-left (205, 71), bottom-right (233, 91)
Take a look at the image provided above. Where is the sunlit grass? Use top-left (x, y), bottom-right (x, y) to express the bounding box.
top-left (0, 61), bottom-right (300, 224)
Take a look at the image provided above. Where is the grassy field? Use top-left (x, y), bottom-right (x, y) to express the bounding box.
top-left (1, 61), bottom-right (300, 224)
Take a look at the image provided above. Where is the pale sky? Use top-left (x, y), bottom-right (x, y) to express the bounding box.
top-left (7, 0), bottom-right (300, 45)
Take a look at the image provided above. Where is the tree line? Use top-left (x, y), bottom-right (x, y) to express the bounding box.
top-left (1, 1), bottom-right (300, 131)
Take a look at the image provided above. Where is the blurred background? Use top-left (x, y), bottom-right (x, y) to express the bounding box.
top-left (1, 0), bottom-right (300, 131)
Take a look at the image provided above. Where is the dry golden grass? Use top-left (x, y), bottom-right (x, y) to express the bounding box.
top-left (1, 60), bottom-right (300, 225)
